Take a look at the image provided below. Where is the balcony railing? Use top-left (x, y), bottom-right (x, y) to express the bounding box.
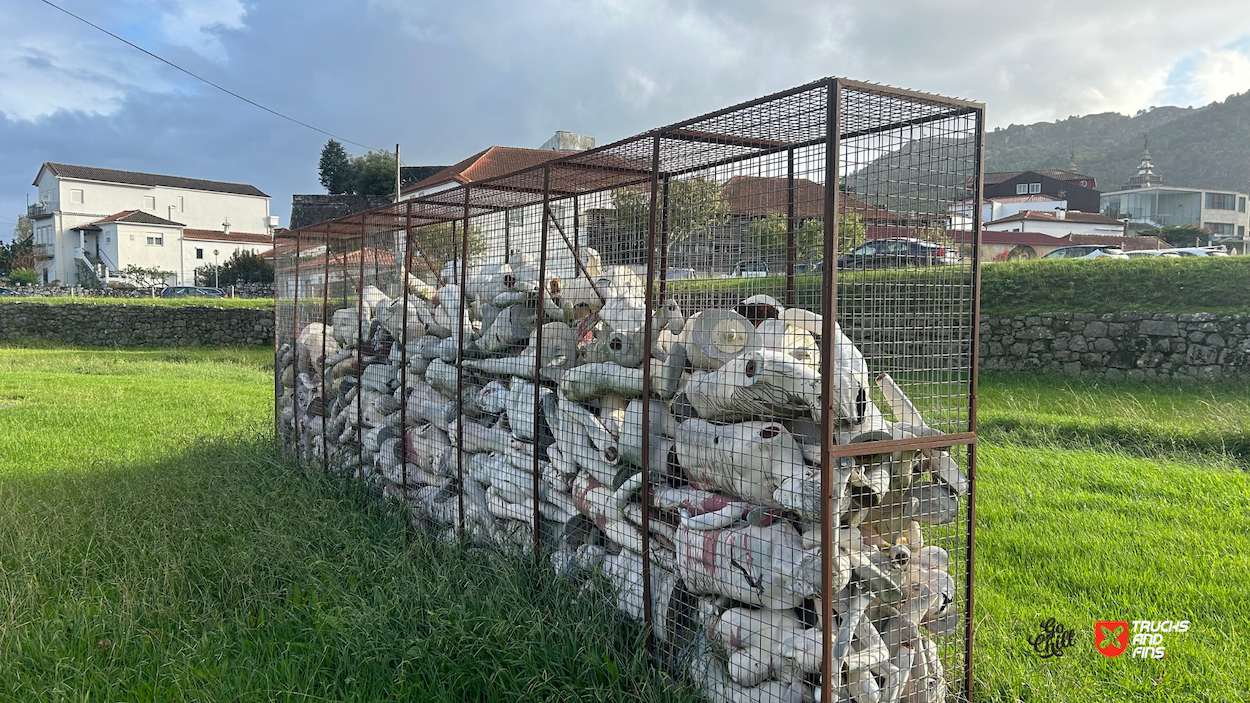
top-left (33, 243), bottom-right (54, 260)
top-left (27, 202), bottom-right (53, 218)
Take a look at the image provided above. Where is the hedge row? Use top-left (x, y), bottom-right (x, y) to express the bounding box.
top-left (664, 257), bottom-right (1250, 317)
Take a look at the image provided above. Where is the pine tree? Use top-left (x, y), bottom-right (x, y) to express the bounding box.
top-left (318, 140), bottom-right (355, 195)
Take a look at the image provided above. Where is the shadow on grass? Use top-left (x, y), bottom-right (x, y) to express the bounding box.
top-left (0, 434), bottom-right (699, 702)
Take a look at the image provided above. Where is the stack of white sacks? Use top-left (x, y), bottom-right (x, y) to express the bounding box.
top-left (277, 247), bottom-right (967, 703)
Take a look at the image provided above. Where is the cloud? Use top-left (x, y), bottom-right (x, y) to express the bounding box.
top-left (0, 0), bottom-right (247, 120)
top-left (1193, 47), bottom-right (1250, 105)
top-left (5, 0), bottom-right (1250, 243)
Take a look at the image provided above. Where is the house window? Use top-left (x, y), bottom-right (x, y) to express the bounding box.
top-left (146, 234), bottom-right (164, 246)
top-left (70, 189), bottom-right (84, 204)
top-left (1204, 222), bottom-right (1234, 236)
top-left (1029, 182), bottom-right (1042, 194)
top-left (1204, 193), bottom-right (1235, 210)
top-left (143, 196), bottom-right (156, 211)
top-left (1240, 226), bottom-right (1246, 238)
top-left (1241, 197), bottom-right (1247, 213)
top-left (1016, 183), bottom-right (1028, 195)
top-left (196, 248), bottom-right (204, 259)
top-left (177, 196), bottom-right (185, 212)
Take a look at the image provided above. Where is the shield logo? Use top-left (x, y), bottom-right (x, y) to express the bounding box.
top-left (1095, 621), bottom-right (1129, 658)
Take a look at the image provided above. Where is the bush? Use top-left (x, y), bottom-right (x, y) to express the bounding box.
top-left (979, 257), bottom-right (1250, 315)
top-left (9, 268), bottom-right (38, 285)
top-left (195, 250), bottom-right (274, 287)
top-left (663, 257), bottom-right (1250, 317)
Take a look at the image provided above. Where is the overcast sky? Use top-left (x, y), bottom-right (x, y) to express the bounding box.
top-left (4, 0), bottom-right (1250, 240)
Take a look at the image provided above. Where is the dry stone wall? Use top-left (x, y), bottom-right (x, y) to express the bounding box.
top-left (979, 311), bottom-right (1250, 381)
top-left (0, 302), bottom-right (273, 347)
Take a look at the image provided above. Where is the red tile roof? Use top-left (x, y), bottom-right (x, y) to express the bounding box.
top-left (987, 209), bottom-right (1123, 226)
top-left (402, 146), bottom-right (570, 194)
top-left (183, 228), bottom-right (271, 244)
top-left (866, 226), bottom-right (1065, 247)
top-left (722, 175), bottom-right (895, 221)
top-left (89, 210), bottom-right (184, 226)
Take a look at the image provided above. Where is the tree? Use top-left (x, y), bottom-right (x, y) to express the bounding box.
top-left (13, 214), bottom-right (32, 243)
top-left (1138, 225), bottom-right (1207, 247)
top-left (0, 216), bottom-right (35, 276)
top-left (194, 250), bottom-right (274, 287)
top-left (609, 176), bottom-right (728, 262)
top-left (119, 264), bottom-right (175, 289)
top-left (353, 149), bottom-right (398, 196)
top-left (319, 140), bottom-right (355, 195)
top-left (748, 211), bottom-right (866, 260)
top-left (409, 221), bottom-right (487, 278)
top-left (9, 268), bottom-right (37, 285)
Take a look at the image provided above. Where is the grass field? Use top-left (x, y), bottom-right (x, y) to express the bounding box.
top-left (0, 347), bottom-right (1246, 702)
top-left (0, 345), bottom-right (694, 702)
top-left (1, 296), bottom-right (274, 308)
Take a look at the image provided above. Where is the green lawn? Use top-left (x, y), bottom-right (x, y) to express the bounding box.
top-left (1, 296), bottom-right (274, 308)
top-left (0, 345), bottom-right (694, 702)
top-left (0, 347), bottom-right (1246, 702)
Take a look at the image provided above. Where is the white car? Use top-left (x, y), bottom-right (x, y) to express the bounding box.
top-left (1164, 247), bottom-right (1230, 257)
top-left (1041, 245), bottom-right (1129, 260)
top-left (1126, 250), bottom-right (1181, 258)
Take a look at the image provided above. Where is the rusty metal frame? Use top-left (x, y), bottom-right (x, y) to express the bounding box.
top-left (818, 77), bottom-right (842, 703)
top-left (273, 76), bottom-right (985, 702)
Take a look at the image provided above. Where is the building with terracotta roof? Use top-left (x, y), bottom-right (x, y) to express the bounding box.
top-left (985, 209), bottom-right (1126, 237)
top-left (28, 162), bottom-right (276, 286)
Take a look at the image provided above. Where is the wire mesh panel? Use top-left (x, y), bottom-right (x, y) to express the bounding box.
top-left (273, 77), bottom-right (983, 703)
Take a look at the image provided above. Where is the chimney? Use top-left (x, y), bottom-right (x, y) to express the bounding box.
top-left (222, 218), bottom-right (231, 236)
top-left (1054, 207), bottom-right (1067, 220)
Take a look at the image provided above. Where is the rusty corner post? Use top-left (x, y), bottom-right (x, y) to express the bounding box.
top-left (456, 187), bottom-right (472, 539)
top-left (400, 202), bottom-right (415, 494)
top-left (785, 147), bottom-right (796, 307)
top-left (532, 167), bottom-right (552, 566)
top-left (355, 215), bottom-right (367, 482)
top-left (639, 132), bottom-right (662, 657)
top-left (658, 177), bottom-right (671, 304)
top-left (817, 78), bottom-right (842, 703)
top-left (292, 228), bottom-right (302, 456)
top-left (273, 234), bottom-right (281, 445)
top-left (964, 104), bottom-right (986, 703)
top-left (321, 223), bottom-right (331, 475)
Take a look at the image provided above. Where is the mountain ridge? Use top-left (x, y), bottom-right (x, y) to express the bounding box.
top-left (985, 91), bottom-right (1250, 199)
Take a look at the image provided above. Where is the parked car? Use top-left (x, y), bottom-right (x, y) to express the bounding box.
top-left (0, 287), bottom-right (18, 296)
top-left (1165, 247), bottom-right (1229, 257)
top-left (726, 260), bottom-right (769, 278)
top-left (666, 267), bottom-right (697, 280)
top-left (836, 238), bottom-right (961, 269)
top-left (161, 286), bottom-right (226, 299)
top-left (1041, 245), bottom-right (1128, 260)
top-left (1126, 250), bottom-right (1181, 258)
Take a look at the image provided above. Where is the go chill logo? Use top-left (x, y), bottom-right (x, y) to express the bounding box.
top-left (1095, 620), bottom-right (1190, 659)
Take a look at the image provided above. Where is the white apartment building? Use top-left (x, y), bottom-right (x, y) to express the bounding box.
top-left (28, 163), bottom-right (278, 286)
top-left (1100, 185), bottom-right (1249, 245)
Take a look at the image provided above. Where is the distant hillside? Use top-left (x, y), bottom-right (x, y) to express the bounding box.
top-left (986, 91), bottom-right (1250, 196)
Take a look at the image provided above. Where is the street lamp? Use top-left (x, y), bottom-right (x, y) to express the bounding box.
top-left (214, 249), bottom-right (220, 288)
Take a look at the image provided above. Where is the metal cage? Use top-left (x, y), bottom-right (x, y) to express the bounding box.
top-left (275, 77), bottom-right (984, 703)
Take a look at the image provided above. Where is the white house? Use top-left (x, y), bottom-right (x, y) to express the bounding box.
top-left (28, 163), bottom-right (278, 286)
top-left (984, 209), bottom-right (1127, 237)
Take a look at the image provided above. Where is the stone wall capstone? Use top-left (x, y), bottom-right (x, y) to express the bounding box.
top-left (0, 302), bottom-right (274, 347)
top-left (979, 311), bottom-right (1249, 381)
top-left (7, 283), bottom-right (274, 299)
